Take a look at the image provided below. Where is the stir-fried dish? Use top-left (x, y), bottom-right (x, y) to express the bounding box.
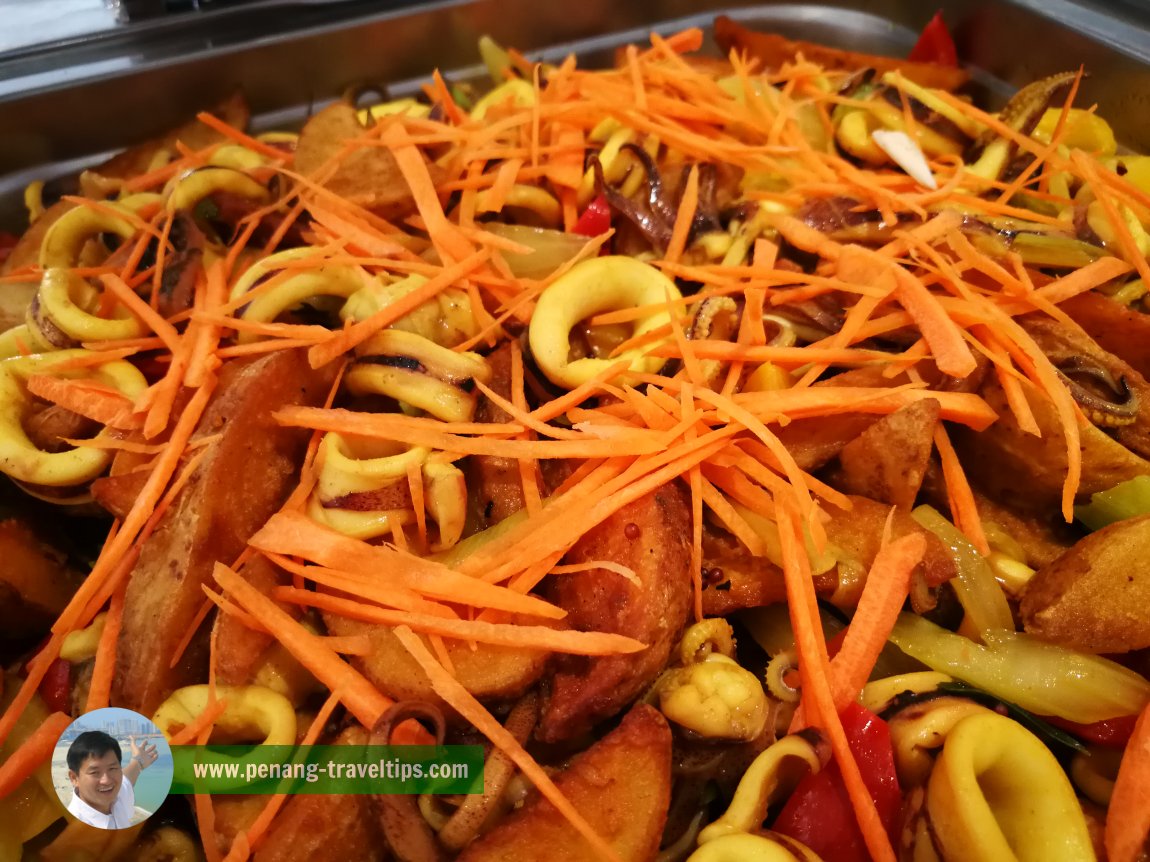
top-left (1, 14), bottom-right (1149, 862)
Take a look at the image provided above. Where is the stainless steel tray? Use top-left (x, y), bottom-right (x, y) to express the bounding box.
top-left (2, 0), bottom-right (1149, 227)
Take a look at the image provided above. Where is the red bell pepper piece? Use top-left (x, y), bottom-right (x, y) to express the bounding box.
top-left (38, 658), bottom-right (72, 714)
top-left (774, 703), bottom-right (902, 862)
top-left (908, 11), bottom-right (959, 67)
top-left (1046, 714), bottom-right (1139, 748)
top-left (572, 194), bottom-right (611, 237)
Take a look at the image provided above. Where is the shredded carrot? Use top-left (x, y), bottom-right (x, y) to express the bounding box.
top-left (393, 626), bottom-right (625, 862)
top-left (1105, 701), bottom-right (1150, 862)
top-left (777, 504), bottom-right (897, 862)
top-left (934, 424), bottom-right (990, 556)
top-left (664, 163), bottom-right (699, 263)
top-left (0, 711), bottom-right (72, 800)
top-left (24, 375), bottom-right (141, 431)
top-left (273, 586), bottom-right (642, 655)
top-left (212, 562), bottom-right (430, 743)
top-left (223, 687), bottom-right (345, 862)
top-left (84, 579), bottom-right (127, 711)
top-left (249, 512), bottom-right (564, 618)
top-left (826, 532), bottom-right (926, 711)
top-left (167, 695), bottom-right (229, 747)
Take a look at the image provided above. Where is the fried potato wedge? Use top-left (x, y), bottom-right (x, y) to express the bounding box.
top-left (713, 15), bottom-right (970, 91)
top-left (1021, 514), bottom-right (1150, 653)
top-left (113, 349), bottom-right (335, 714)
top-left (466, 343), bottom-right (528, 531)
top-left (214, 554), bottom-right (299, 688)
top-left (459, 704), bottom-right (672, 862)
top-left (701, 525), bottom-right (837, 616)
top-left (955, 318), bottom-right (1150, 510)
top-left (0, 518), bottom-right (81, 639)
top-left (834, 398), bottom-right (941, 509)
top-left (702, 495), bottom-right (955, 615)
top-left (295, 103), bottom-right (440, 221)
top-left (212, 727), bottom-right (387, 862)
top-left (322, 614), bottom-right (548, 711)
top-left (538, 482), bottom-right (692, 742)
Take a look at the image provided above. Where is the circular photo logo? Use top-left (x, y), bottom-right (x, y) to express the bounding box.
top-left (52, 707), bottom-right (174, 830)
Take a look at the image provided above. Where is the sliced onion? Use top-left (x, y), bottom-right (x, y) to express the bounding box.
top-left (889, 613), bottom-right (1150, 723)
top-left (872, 129), bottom-right (938, 190)
top-left (912, 505), bottom-right (1014, 637)
top-left (483, 223), bottom-right (589, 279)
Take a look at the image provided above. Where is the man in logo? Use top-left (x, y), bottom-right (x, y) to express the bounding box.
top-left (66, 730), bottom-right (158, 829)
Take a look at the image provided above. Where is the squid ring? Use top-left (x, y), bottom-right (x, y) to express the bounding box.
top-left (166, 166), bottom-right (269, 213)
top-left (318, 433), bottom-right (431, 499)
top-left (153, 684), bottom-right (297, 746)
top-left (887, 697), bottom-right (995, 787)
top-left (0, 351), bottom-right (147, 487)
top-left (698, 734), bottom-right (826, 843)
top-left (528, 255), bottom-right (682, 389)
top-left (346, 329), bottom-right (492, 423)
top-left (237, 267), bottom-right (364, 344)
top-left (33, 268), bottom-right (145, 344)
top-left (687, 832), bottom-right (824, 862)
top-left (926, 711), bottom-right (1095, 862)
top-left (38, 203), bottom-right (137, 270)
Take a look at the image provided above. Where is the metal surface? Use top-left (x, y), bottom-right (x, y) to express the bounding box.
top-left (1, 0), bottom-right (1148, 227)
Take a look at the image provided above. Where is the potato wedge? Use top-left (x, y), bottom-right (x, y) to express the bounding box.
top-left (214, 555), bottom-right (300, 689)
top-left (466, 343), bottom-right (528, 531)
top-left (459, 704), bottom-right (671, 862)
top-left (0, 517), bottom-right (81, 639)
top-left (1021, 514), bottom-right (1150, 653)
top-left (538, 482), bottom-right (692, 742)
top-left (702, 495), bottom-right (954, 615)
top-left (295, 103), bottom-right (440, 221)
top-left (701, 525), bottom-right (837, 616)
top-left (834, 398), bottom-right (941, 509)
top-left (322, 614), bottom-right (548, 711)
top-left (113, 349), bottom-right (336, 714)
top-left (955, 318), bottom-right (1150, 510)
top-left (211, 727), bottom-right (387, 862)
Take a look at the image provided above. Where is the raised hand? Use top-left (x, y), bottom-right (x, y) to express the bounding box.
top-left (129, 735), bottom-right (159, 770)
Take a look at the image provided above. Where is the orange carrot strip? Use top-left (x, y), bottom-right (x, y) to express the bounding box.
top-left (83, 580), bottom-right (127, 711)
top-left (733, 385), bottom-right (998, 430)
top-left (665, 164), bottom-right (699, 264)
top-left (890, 265), bottom-right (977, 378)
top-left (196, 111), bottom-right (291, 161)
top-left (212, 562), bottom-right (430, 742)
top-left (223, 688), bottom-right (344, 862)
top-left (166, 695), bottom-right (229, 747)
top-left (248, 512), bottom-right (565, 619)
top-left (24, 375), bottom-right (141, 431)
top-left (98, 273), bottom-right (182, 353)
top-left (274, 587), bottom-right (642, 655)
top-left (392, 626), bottom-right (625, 862)
top-left (1106, 701), bottom-right (1150, 862)
top-left (827, 532), bottom-right (926, 710)
top-left (934, 424), bottom-right (990, 556)
top-left (777, 504), bottom-right (897, 862)
top-left (0, 712), bottom-right (73, 800)
top-left (381, 122), bottom-right (474, 263)
top-left (274, 406), bottom-right (663, 457)
top-left (307, 247), bottom-right (490, 367)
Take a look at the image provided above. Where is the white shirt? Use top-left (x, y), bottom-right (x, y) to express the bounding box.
top-left (67, 774), bottom-right (136, 829)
